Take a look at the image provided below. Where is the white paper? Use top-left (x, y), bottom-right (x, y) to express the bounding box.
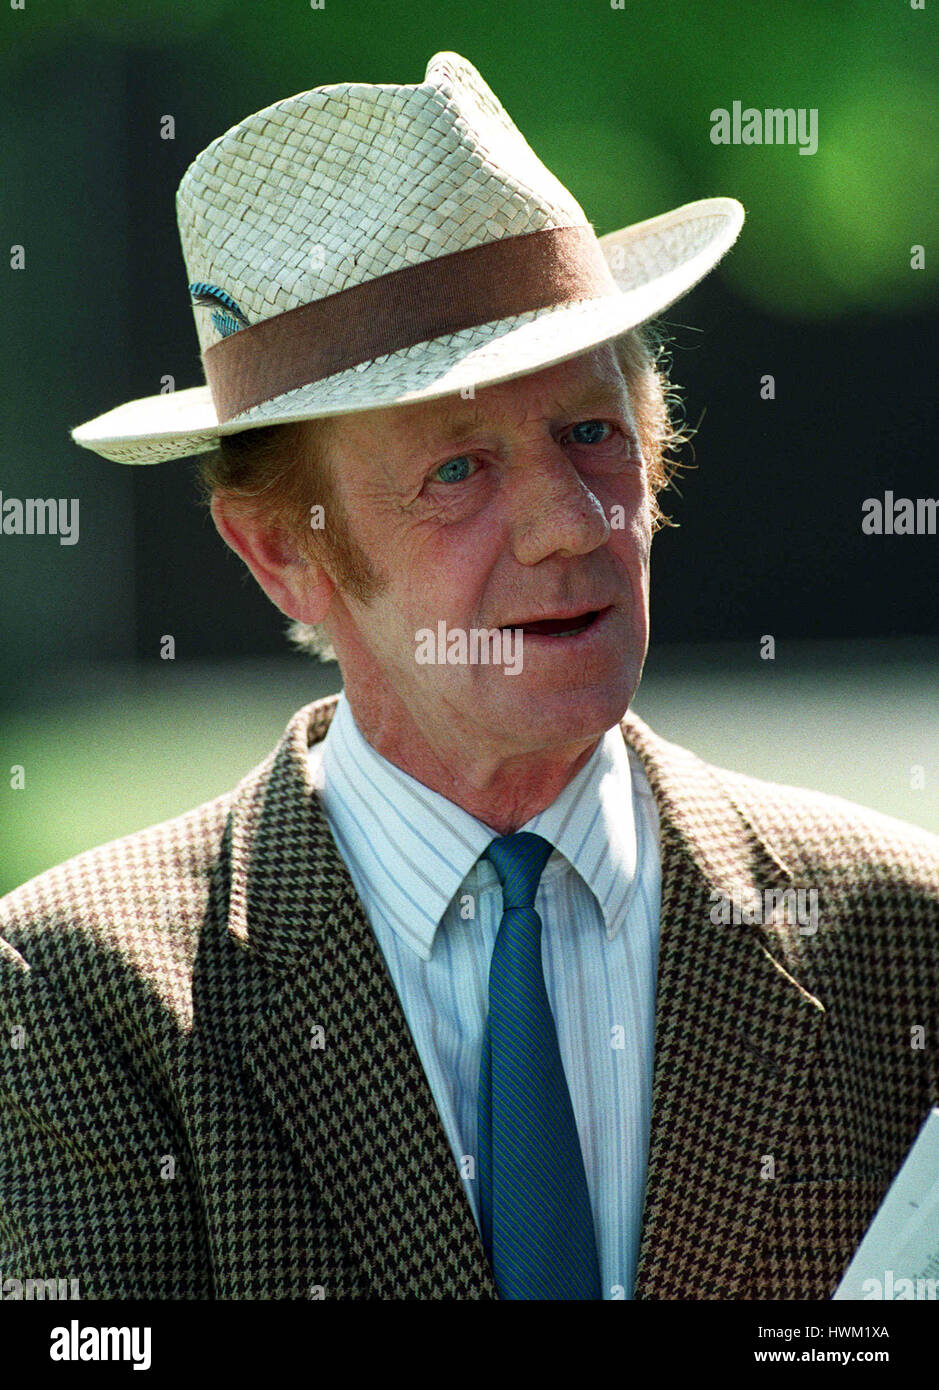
top-left (833, 1107), bottom-right (939, 1299)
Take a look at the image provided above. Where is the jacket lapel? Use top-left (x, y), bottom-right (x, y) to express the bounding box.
top-left (622, 713), bottom-right (828, 1298)
top-left (225, 695), bottom-right (826, 1300)
top-left (228, 695), bottom-right (496, 1299)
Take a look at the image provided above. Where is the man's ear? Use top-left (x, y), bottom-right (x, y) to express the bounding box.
top-left (210, 493), bottom-right (335, 624)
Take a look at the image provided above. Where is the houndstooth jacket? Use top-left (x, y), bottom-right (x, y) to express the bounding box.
top-left (1, 694), bottom-right (938, 1300)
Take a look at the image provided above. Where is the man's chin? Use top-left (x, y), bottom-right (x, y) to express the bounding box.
top-left (481, 669), bottom-right (639, 748)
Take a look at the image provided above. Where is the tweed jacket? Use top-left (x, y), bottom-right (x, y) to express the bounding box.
top-left (1, 695), bottom-right (938, 1300)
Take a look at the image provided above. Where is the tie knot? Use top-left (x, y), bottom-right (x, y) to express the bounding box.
top-left (483, 831), bottom-right (553, 910)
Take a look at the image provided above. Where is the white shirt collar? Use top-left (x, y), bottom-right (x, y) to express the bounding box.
top-left (311, 691), bottom-right (639, 961)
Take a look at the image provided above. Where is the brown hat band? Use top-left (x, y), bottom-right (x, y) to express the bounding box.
top-left (202, 225), bottom-right (619, 422)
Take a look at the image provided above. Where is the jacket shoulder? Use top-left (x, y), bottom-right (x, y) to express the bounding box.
top-left (716, 761), bottom-right (939, 887)
top-left (0, 789), bottom-right (237, 986)
top-left (624, 711), bottom-right (939, 890)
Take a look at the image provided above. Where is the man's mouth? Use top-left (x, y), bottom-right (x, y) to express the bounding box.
top-left (502, 606), bottom-right (609, 638)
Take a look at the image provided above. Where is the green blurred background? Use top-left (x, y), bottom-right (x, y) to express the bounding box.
top-left (1, 0), bottom-right (937, 894)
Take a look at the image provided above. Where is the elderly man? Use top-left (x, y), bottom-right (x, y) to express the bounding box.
top-left (1, 53), bottom-right (937, 1303)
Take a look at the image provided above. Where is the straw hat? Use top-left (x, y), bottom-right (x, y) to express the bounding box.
top-left (71, 50), bottom-right (744, 465)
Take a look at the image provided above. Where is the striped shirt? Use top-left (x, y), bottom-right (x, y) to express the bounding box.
top-left (309, 691), bottom-right (662, 1299)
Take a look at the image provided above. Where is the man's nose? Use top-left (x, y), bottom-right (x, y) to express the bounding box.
top-left (506, 445), bottom-right (611, 565)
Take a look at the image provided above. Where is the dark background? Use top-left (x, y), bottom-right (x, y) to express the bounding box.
top-left (1, 0), bottom-right (937, 889)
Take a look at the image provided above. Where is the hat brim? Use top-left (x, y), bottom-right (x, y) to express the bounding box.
top-left (71, 197), bottom-right (743, 464)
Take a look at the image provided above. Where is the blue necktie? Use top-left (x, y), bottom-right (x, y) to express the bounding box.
top-left (476, 831), bottom-right (602, 1300)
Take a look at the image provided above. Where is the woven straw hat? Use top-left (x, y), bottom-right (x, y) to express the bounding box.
top-left (71, 51), bottom-right (744, 465)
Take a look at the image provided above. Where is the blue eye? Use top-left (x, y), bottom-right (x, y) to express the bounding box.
top-left (569, 420), bottom-right (613, 445)
top-left (433, 456), bottom-right (474, 484)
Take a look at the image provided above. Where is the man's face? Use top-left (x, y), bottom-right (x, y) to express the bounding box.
top-left (320, 343), bottom-right (652, 759)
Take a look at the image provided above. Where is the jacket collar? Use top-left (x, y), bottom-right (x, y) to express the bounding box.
top-left (228, 695), bottom-right (826, 1299)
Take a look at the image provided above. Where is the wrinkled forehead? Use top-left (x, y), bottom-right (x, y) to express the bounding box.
top-left (326, 342), bottom-right (630, 459)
